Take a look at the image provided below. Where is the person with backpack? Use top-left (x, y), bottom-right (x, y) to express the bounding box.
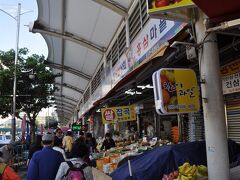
top-left (0, 145), bottom-right (20, 180)
top-left (55, 142), bottom-right (93, 180)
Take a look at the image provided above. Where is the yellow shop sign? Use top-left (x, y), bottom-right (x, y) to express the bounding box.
top-left (152, 68), bottom-right (200, 114)
top-left (101, 105), bottom-right (136, 124)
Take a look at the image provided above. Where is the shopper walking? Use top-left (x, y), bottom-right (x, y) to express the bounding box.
top-left (27, 133), bottom-right (64, 180)
top-left (55, 128), bottom-right (64, 141)
top-left (53, 136), bottom-right (67, 160)
top-left (75, 131), bottom-right (85, 143)
top-left (55, 142), bottom-right (93, 180)
top-left (27, 135), bottom-right (43, 166)
top-left (62, 131), bottom-right (74, 158)
top-left (85, 133), bottom-right (97, 153)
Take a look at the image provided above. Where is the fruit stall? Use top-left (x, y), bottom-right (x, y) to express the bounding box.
top-left (110, 140), bottom-right (240, 180)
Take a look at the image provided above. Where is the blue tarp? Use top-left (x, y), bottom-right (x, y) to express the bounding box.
top-left (111, 140), bottom-right (240, 180)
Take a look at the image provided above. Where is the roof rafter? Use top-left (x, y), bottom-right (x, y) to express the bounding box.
top-left (92, 0), bottom-right (128, 17)
top-left (54, 99), bottom-right (76, 107)
top-left (56, 106), bottom-right (74, 114)
top-left (56, 110), bottom-right (72, 115)
top-left (45, 61), bottom-right (91, 81)
top-left (54, 94), bottom-right (78, 103)
top-left (55, 82), bottom-right (84, 94)
top-left (31, 22), bottom-right (106, 54)
top-left (57, 111), bottom-right (72, 118)
top-left (55, 102), bottom-right (75, 110)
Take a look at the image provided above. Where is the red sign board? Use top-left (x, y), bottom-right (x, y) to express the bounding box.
top-left (103, 109), bottom-right (116, 121)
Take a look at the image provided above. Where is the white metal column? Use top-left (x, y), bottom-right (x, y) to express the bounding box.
top-left (195, 11), bottom-right (230, 179)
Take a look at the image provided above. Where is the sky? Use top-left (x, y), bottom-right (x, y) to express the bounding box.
top-left (0, 0), bottom-right (52, 119)
top-left (0, 0), bottom-right (48, 57)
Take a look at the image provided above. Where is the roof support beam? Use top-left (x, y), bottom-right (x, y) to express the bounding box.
top-left (55, 82), bottom-right (84, 94)
top-left (92, 0), bottom-right (128, 17)
top-left (54, 94), bottom-right (78, 103)
top-left (54, 97), bottom-right (78, 105)
top-left (57, 110), bottom-right (72, 115)
top-left (56, 111), bottom-right (72, 117)
top-left (45, 61), bottom-right (91, 81)
top-left (55, 101), bottom-right (75, 108)
top-left (31, 23), bottom-right (105, 54)
top-left (56, 106), bottom-right (74, 114)
top-left (55, 102), bottom-right (75, 110)
top-left (54, 99), bottom-right (76, 107)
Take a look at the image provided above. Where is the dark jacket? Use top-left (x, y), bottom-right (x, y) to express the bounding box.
top-left (101, 139), bottom-right (116, 151)
top-left (27, 147), bottom-right (64, 180)
top-left (28, 145), bottom-right (43, 160)
top-left (86, 137), bottom-right (97, 152)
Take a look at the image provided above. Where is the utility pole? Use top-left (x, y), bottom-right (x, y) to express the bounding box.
top-left (0, 4), bottom-right (33, 141)
top-left (195, 10), bottom-right (230, 179)
top-left (12, 3), bottom-right (21, 142)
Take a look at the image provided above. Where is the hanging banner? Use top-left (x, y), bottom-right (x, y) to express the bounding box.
top-left (112, 54), bottom-right (129, 86)
top-left (147, 0), bottom-right (195, 21)
top-left (153, 68), bottom-right (200, 114)
top-left (128, 19), bottom-right (186, 70)
top-left (221, 60), bottom-right (240, 94)
top-left (101, 105), bottom-right (136, 124)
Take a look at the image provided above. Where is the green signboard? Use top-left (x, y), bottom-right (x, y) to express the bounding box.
top-left (72, 124), bottom-right (81, 132)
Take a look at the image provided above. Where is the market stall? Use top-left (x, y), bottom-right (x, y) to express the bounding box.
top-left (110, 140), bottom-right (240, 180)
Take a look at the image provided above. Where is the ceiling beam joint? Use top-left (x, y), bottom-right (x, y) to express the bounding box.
top-left (31, 22), bottom-right (106, 54)
top-left (92, 0), bottom-right (128, 17)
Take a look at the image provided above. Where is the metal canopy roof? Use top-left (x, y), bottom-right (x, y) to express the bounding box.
top-left (32, 0), bottom-right (134, 123)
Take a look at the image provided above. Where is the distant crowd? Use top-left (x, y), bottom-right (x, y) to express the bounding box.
top-left (0, 128), bottom-right (117, 180)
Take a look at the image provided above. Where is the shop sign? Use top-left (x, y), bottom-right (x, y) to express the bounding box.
top-left (147, 0), bottom-right (195, 21)
top-left (112, 54), bottom-right (129, 86)
top-left (152, 68), bottom-right (200, 115)
top-left (101, 105), bottom-right (136, 124)
top-left (72, 123), bottom-right (81, 132)
top-left (128, 19), bottom-right (186, 70)
top-left (221, 60), bottom-right (240, 94)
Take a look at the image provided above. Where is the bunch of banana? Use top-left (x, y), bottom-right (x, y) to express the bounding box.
top-left (197, 165), bottom-right (208, 177)
top-left (178, 162), bottom-right (197, 180)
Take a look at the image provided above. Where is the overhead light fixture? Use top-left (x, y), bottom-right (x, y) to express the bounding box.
top-left (125, 89), bottom-right (142, 95)
top-left (137, 85), bottom-right (146, 89)
top-left (137, 84), bottom-right (153, 89)
top-left (125, 91), bottom-right (135, 95)
top-left (146, 84), bottom-right (153, 89)
top-left (136, 91), bottom-right (142, 95)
